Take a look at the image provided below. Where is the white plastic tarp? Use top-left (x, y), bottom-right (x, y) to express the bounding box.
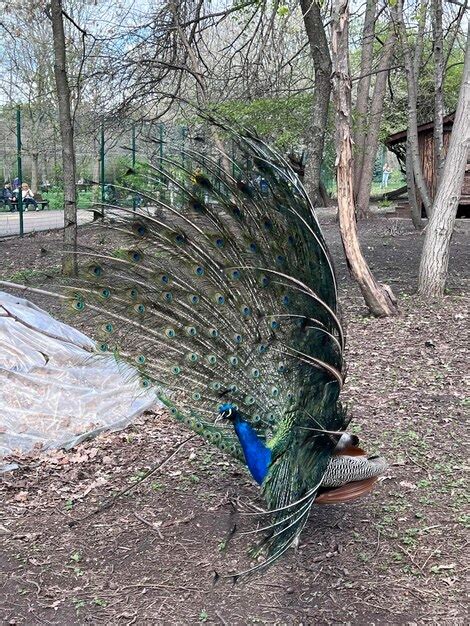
top-left (0, 291), bottom-right (157, 459)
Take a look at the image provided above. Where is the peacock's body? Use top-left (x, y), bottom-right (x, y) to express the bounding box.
top-left (2, 118), bottom-right (386, 576)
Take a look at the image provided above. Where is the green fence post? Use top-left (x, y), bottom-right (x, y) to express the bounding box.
top-left (16, 105), bottom-right (23, 238)
top-left (100, 121), bottom-right (105, 220)
top-left (132, 123), bottom-right (136, 211)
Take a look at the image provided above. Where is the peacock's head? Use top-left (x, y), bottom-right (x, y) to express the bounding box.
top-left (218, 402), bottom-right (239, 422)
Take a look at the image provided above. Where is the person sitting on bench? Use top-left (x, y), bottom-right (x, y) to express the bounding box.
top-left (21, 183), bottom-right (38, 211)
top-left (2, 182), bottom-right (14, 211)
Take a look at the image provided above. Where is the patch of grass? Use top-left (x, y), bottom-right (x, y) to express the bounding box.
top-left (92, 598), bottom-right (107, 607)
top-left (130, 469), bottom-right (148, 482)
top-left (70, 551), bottom-right (82, 563)
top-left (199, 609), bottom-right (209, 622)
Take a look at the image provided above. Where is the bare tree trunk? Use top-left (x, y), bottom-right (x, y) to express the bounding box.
top-left (30, 151), bottom-right (39, 194)
top-left (394, 0), bottom-right (433, 217)
top-left (418, 27), bottom-right (469, 299)
top-left (332, 0), bottom-right (399, 317)
top-left (432, 0), bottom-right (445, 184)
top-left (50, 0), bottom-right (77, 276)
top-left (352, 0), bottom-right (377, 197)
top-left (300, 0), bottom-right (332, 205)
top-left (406, 137), bottom-right (424, 229)
top-left (355, 32), bottom-right (396, 218)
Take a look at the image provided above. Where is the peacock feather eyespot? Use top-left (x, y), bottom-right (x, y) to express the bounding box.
top-left (129, 250), bottom-right (142, 263)
top-left (281, 295), bottom-right (290, 306)
top-left (214, 293), bottom-right (225, 305)
top-left (268, 413), bottom-right (276, 424)
top-left (72, 299), bottom-right (85, 311)
top-left (195, 421), bottom-right (204, 432)
top-left (232, 205), bottom-right (242, 218)
top-left (258, 344), bottom-right (268, 354)
top-left (175, 233), bottom-right (186, 244)
top-left (271, 387), bottom-right (279, 398)
top-left (233, 333), bottom-right (243, 344)
top-left (165, 328), bottom-right (176, 338)
top-left (100, 288), bottom-right (111, 299)
top-left (97, 342), bottom-right (108, 352)
top-left (134, 303), bottom-right (146, 314)
top-left (241, 305), bottom-right (252, 317)
top-left (264, 219), bottom-right (273, 231)
top-left (141, 378), bottom-right (151, 389)
top-left (228, 269), bottom-right (242, 280)
top-left (214, 237), bottom-right (225, 248)
top-left (194, 265), bottom-right (205, 276)
top-left (208, 328), bottom-right (219, 338)
top-left (133, 222), bottom-right (147, 236)
top-left (91, 265), bottom-right (103, 277)
top-left (244, 395), bottom-right (255, 406)
top-left (277, 362), bottom-right (286, 373)
top-left (211, 381), bottom-right (222, 391)
top-left (189, 294), bottom-right (200, 305)
top-left (159, 273), bottom-right (170, 285)
top-left (270, 320), bottom-right (280, 330)
top-left (248, 242), bottom-right (258, 253)
top-left (206, 355), bottom-right (217, 365)
top-left (259, 275), bottom-right (270, 287)
top-left (103, 323), bottom-right (114, 333)
top-left (276, 255), bottom-right (286, 265)
top-left (252, 414), bottom-right (261, 424)
top-left (186, 352), bottom-right (199, 363)
top-left (212, 432), bottom-right (221, 443)
top-left (170, 406), bottom-right (178, 415)
top-left (191, 200), bottom-right (205, 213)
top-left (128, 288), bottom-right (138, 300)
top-left (288, 234), bottom-right (296, 246)
top-left (136, 355), bottom-right (146, 365)
top-left (162, 291), bottom-right (173, 303)
top-left (192, 391), bottom-right (201, 401)
top-left (229, 384), bottom-right (238, 393)
top-left (251, 368), bottom-right (260, 379)
top-left (171, 365), bottom-right (181, 375)
top-left (185, 326), bottom-right (197, 336)
top-left (229, 356), bottom-right (239, 367)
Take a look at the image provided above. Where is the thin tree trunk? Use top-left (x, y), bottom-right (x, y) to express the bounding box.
top-left (332, 0), bottom-right (399, 317)
top-left (432, 0), bottom-right (445, 184)
top-left (30, 151), bottom-right (39, 194)
top-left (353, 0), bottom-right (377, 197)
top-left (355, 32), bottom-right (396, 218)
top-left (300, 0), bottom-right (332, 206)
top-left (394, 0), bottom-right (433, 217)
top-left (418, 27), bottom-right (469, 299)
top-left (50, 0), bottom-right (77, 276)
top-left (406, 137), bottom-right (424, 229)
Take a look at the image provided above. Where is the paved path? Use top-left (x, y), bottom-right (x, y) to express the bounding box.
top-left (0, 210), bottom-right (94, 237)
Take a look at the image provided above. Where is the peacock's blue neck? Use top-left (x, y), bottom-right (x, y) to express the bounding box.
top-left (233, 415), bottom-right (271, 485)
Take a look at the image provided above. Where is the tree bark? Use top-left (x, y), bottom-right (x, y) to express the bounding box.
top-left (406, 136), bottom-right (424, 229)
top-left (300, 0), bottom-right (332, 206)
top-left (31, 151), bottom-right (39, 194)
top-left (355, 31), bottom-right (396, 218)
top-left (418, 27), bottom-right (469, 299)
top-left (432, 0), bottom-right (445, 184)
top-left (352, 0), bottom-right (377, 197)
top-left (50, 0), bottom-right (77, 276)
top-left (332, 0), bottom-right (399, 317)
top-left (394, 0), bottom-right (433, 217)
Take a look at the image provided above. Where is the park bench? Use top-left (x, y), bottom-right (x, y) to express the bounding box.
top-left (0, 194), bottom-right (49, 212)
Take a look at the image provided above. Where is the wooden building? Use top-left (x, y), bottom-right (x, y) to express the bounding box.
top-left (386, 113), bottom-right (470, 217)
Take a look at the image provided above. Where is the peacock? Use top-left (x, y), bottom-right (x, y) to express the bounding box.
top-left (2, 117), bottom-right (387, 577)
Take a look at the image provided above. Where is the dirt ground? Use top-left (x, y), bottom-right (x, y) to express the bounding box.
top-left (0, 216), bottom-right (469, 625)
